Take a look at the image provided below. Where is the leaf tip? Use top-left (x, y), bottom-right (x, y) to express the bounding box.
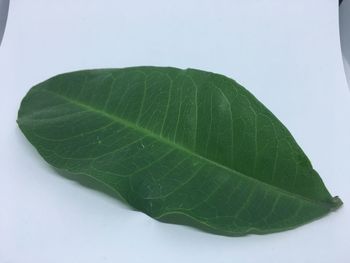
top-left (330, 196), bottom-right (343, 211)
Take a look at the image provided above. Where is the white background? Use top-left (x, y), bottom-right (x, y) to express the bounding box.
top-left (1, 0), bottom-right (349, 262)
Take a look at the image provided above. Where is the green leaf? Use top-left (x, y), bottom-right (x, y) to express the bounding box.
top-left (17, 67), bottom-right (342, 235)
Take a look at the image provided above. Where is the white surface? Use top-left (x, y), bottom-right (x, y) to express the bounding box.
top-left (340, 0), bottom-right (350, 87)
top-left (1, 1), bottom-right (349, 262)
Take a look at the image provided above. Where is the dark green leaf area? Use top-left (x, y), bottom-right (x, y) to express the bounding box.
top-left (17, 67), bottom-right (342, 235)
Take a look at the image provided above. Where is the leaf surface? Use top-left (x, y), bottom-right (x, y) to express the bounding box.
top-left (17, 67), bottom-right (342, 235)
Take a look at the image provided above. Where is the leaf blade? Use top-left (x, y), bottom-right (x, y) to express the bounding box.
top-left (17, 67), bottom-right (342, 235)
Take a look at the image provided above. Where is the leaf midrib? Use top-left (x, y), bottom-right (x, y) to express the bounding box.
top-left (31, 87), bottom-right (335, 210)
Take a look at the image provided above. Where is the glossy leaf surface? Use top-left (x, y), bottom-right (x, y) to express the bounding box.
top-left (17, 67), bottom-right (342, 235)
